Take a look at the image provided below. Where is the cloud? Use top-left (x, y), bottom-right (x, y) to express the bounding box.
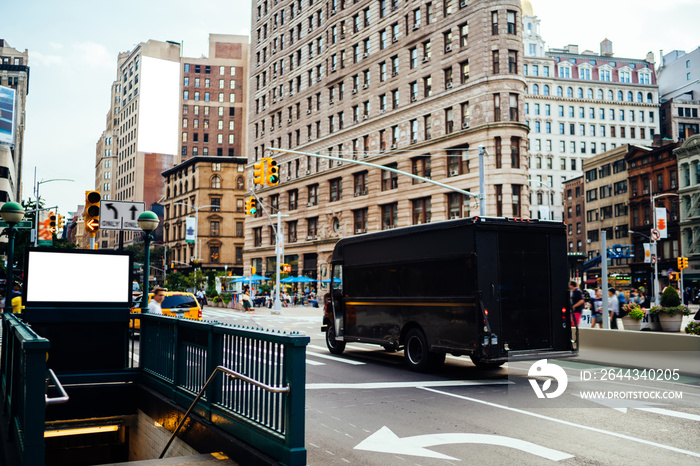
top-left (48, 42), bottom-right (63, 50)
top-left (73, 42), bottom-right (114, 69)
top-left (30, 51), bottom-right (63, 66)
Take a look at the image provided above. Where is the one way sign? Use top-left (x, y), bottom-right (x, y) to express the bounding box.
top-left (99, 200), bottom-right (146, 231)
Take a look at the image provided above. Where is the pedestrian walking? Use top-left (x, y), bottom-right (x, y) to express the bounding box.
top-left (608, 287), bottom-right (620, 329)
top-left (590, 289), bottom-right (603, 328)
top-left (569, 281), bottom-right (585, 327)
top-left (240, 285), bottom-right (253, 313)
top-left (148, 287), bottom-right (166, 315)
top-left (196, 288), bottom-right (207, 307)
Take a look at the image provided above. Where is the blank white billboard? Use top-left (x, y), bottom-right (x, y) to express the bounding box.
top-left (137, 55), bottom-right (180, 155)
top-left (26, 250), bottom-right (132, 305)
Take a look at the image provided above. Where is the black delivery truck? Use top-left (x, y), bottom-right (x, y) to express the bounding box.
top-left (322, 217), bottom-right (578, 371)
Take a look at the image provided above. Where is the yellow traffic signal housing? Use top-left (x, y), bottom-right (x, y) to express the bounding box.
top-left (280, 263), bottom-right (292, 273)
top-left (266, 158), bottom-right (279, 186)
top-left (249, 196), bottom-right (258, 215)
top-left (682, 257), bottom-right (689, 270)
top-left (244, 198), bottom-right (252, 215)
top-left (253, 160), bottom-right (265, 185)
top-left (57, 214), bottom-right (65, 232)
top-left (49, 212), bottom-right (57, 234)
top-left (84, 190), bottom-right (101, 232)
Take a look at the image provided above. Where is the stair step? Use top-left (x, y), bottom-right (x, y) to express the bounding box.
top-left (103, 452), bottom-right (237, 466)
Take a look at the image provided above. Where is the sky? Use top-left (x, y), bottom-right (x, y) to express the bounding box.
top-left (2, 0), bottom-right (699, 215)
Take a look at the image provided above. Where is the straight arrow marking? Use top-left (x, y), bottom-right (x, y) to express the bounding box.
top-left (354, 426), bottom-right (574, 461)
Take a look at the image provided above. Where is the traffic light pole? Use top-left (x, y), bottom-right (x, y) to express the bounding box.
top-left (267, 147), bottom-right (482, 207)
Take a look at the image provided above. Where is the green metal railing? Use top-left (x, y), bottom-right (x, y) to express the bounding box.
top-left (139, 314), bottom-right (309, 466)
top-left (1, 313), bottom-right (51, 466)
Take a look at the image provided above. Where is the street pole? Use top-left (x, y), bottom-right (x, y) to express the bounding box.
top-left (141, 232), bottom-right (152, 310)
top-left (478, 145), bottom-right (486, 216)
top-left (33, 177), bottom-right (74, 247)
top-left (601, 230), bottom-right (609, 329)
top-left (653, 241), bottom-right (659, 306)
top-left (5, 224), bottom-right (16, 306)
top-left (272, 211), bottom-right (284, 315)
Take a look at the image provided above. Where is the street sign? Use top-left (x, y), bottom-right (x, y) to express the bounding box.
top-left (0, 221), bottom-right (33, 229)
top-left (99, 200), bottom-right (146, 231)
top-left (651, 255), bottom-right (657, 264)
top-left (651, 229), bottom-right (661, 241)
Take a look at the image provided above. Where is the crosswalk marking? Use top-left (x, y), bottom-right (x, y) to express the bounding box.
top-left (307, 351), bottom-right (366, 365)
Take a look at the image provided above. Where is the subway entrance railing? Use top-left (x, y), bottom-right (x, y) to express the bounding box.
top-left (139, 313), bottom-right (310, 466)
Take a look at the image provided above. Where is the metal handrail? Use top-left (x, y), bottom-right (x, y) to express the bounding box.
top-left (159, 365), bottom-right (290, 459)
top-left (45, 369), bottom-right (69, 406)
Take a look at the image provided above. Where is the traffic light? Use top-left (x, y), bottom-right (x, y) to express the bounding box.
top-left (57, 214), bottom-right (65, 233)
top-left (49, 212), bottom-right (57, 234)
top-left (279, 263), bottom-right (291, 273)
top-left (266, 158), bottom-right (279, 186)
top-left (678, 256), bottom-right (689, 271)
top-left (249, 196), bottom-right (257, 215)
top-left (253, 160), bottom-right (265, 185)
top-left (670, 272), bottom-right (680, 281)
top-left (84, 190), bottom-right (101, 232)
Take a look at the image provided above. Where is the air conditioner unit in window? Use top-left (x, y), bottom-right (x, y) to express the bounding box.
top-left (461, 0), bottom-right (468, 6)
top-left (287, 118), bottom-right (292, 123)
top-left (462, 120), bottom-right (470, 129)
top-left (392, 71), bottom-right (398, 77)
top-left (272, 98), bottom-right (276, 103)
top-left (362, 114), bottom-right (368, 120)
top-left (412, 24), bottom-right (419, 31)
top-left (410, 96), bottom-right (416, 102)
top-left (308, 28), bottom-right (312, 33)
top-left (307, 109), bottom-right (312, 114)
top-left (331, 66), bottom-right (337, 72)
top-left (446, 82), bottom-right (453, 89)
top-left (331, 9), bottom-right (336, 15)
top-left (363, 53), bottom-right (369, 58)
top-left (317, 77), bottom-right (322, 82)
top-left (330, 99), bottom-right (334, 104)
top-left (307, 202), bottom-right (312, 207)
top-left (379, 109), bottom-right (385, 114)
top-left (391, 143), bottom-right (397, 149)
top-left (362, 83), bottom-right (369, 89)
top-left (411, 138), bottom-right (417, 144)
top-left (340, 33), bottom-right (345, 39)
top-left (289, 91), bottom-right (294, 96)
top-left (306, 235), bottom-right (313, 240)
top-left (352, 89), bottom-right (358, 94)
top-left (309, 52), bottom-right (313, 58)
top-left (272, 73), bottom-right (277, 78)
top-left (306, 169), bottom-right (310, 174)
top-left (392, 36), bottom-right (398, 43)
top-left (391, 5), bottom-right (398, 11)
top-left (445, 45), bottom-right (452, 52)
top-left (272, 49), bottom-right (277, 54)
top-left (422, 57), bottom-right (430, 63)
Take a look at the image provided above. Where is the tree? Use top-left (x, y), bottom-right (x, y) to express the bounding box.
top-left (660, 286), bottom-right (681, 307)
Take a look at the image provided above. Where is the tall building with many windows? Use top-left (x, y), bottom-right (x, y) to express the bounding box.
top-left (522, 5), bottom-right (660, 221)
top-left (95, 35), bottom-right (249, 249)
top-left (245, 0), bottom-right (529, 281)
top-left (0, 39), bottom-right (29, 203)
top-left (658, 48), bottom-right (700, 142)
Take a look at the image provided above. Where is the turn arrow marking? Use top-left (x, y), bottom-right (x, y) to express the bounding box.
top-left (354, 426), bottom-right (574, 461)
top-left (105, 203), bottom-right (119, 219)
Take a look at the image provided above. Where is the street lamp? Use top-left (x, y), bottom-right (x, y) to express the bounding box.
top-left (629, 230), bottom-right (656, 305)
top-left (138, 211), bottom-right (160, 311)
top-left (1, 202), bottom-right (25, 308)
top-left (32, 177), bottom-right (74, 246)
top-left (650, 193), bottom-right (679, 305)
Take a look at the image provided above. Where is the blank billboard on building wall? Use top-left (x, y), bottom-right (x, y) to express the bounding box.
top-left (137, 56), bottom-right (180, 155)
top-left (0, 86), bottom-right (16, 146)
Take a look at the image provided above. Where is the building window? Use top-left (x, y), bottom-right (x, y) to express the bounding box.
top-left (354, 171), bottom-right (368, 196)
top-left (381, 203), bottom-right (399, 230)
top-left (353, 208), bottom-right (368, 234)
top-left (209, 246), bottom-right (220, 263)
top-left (329, 178), bottom-right (342, 202)
top-left (411, 156), bottom-right (431, 183)
top-left (382, 163), bottom-right (398, 190)
top-left (210, 221), bottom-right (220, 236)
top-left (308, 184), bottom-right (319, 206)
top-left (412, 197), bottom-right (432, 224)
top-left (506, 10), bottom-right (516, 34)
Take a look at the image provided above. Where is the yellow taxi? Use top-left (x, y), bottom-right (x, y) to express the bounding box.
top-left (130, 291), bottom-right (202, 329)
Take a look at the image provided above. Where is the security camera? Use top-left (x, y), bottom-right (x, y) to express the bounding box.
top-left (478, 145), bottom-right (486, 156)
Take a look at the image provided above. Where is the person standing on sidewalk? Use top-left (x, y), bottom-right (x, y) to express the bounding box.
top-left (569, 281), bottom-right (585, 327)
top-left (608, 287), bottom-right (620, 329)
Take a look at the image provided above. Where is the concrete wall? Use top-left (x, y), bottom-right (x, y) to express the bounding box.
top-left (129, 409), bottom-right (199, 461)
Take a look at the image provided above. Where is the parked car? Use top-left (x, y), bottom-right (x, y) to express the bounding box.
top-left (130, 291), bottom-right (202, 330)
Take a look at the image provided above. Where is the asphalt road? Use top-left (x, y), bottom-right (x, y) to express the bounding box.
top-left (201, 306), bottom-right (700, 466)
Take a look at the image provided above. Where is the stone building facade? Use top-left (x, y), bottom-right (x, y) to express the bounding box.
top-left (162, 156), bottom-right (248, 274)
top-left (675, 134), bottom-right (700, 284)
top-left (245, 0), bottom-right (530, 281)
top-left (0, 39), bottom-right (29, 203)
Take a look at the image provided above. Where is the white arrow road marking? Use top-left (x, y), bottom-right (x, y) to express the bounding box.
top-left (307, 380), bottom-right (510, 390)
top-left (422, 387), bottom-right (700, 459)
top-left (354, 426), bottom-right (574, 461)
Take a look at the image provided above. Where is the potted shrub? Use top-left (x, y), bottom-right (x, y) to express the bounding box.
top-left (651, 287), bottom-right (690, 332)
top-left (621, 303), bottom-right (645, 331)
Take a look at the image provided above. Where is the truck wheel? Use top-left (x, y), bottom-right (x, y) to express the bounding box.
top-left (404, 329), bottom-right (443, 371)
top-left (470, 355), bottom-right (505, 369)
top-left (325, 323), bottom-right (346, 355)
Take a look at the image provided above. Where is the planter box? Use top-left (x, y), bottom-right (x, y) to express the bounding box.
top-left (657, 313), bottom-right (683, 332)
top-left (640, 311), bottom-right (661, 331)
top-left (621, 316), bottom-right (643, 331)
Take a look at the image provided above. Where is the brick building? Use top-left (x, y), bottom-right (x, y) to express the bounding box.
top-left (245, 0), bottom-right (530, 281)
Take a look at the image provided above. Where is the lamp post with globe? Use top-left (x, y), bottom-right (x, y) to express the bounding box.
top-left (138, 211), bottom-right (160, 311)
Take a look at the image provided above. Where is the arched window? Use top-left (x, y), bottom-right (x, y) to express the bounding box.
top-left (537, 192), bottom-right (543, 205)
top-left (587, 88), bottom-right (593, 99)
top-left (566, 87), bottom-right (573, 98)
top-left (236, 176), bottom-right (245, 189)
top-left (577, 88), bottom-right (583, 98)
top-left (627, 91), bottom-right (633, 102)
top-left (532, 84), bottom-right (539, 95)
top-left (617, 91), bottom-right (623, 101)
top-left (647, 92), bottom-right (653, 103)
top-left (607, 90), bottom-right (613, 100)
top-left (211, 175), bottom-right (221, 189)
top-left (166, 187), bottom-right (170, 199)
top-left (543, 85), bottom-right (550, 96)
top-left (597, 89), bottom-right (603, 100)
top-left (557, 86), bottom-right (563, 97)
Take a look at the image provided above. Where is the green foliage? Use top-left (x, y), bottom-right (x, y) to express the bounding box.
top-left (165, 271), bottom-right (189, 291)
top-left (685, 321), bottom-right (700, 335)
top-left (651, 304), bottom-right (690, 316)
top-left (627, 307), bottom-right (646, 320)
top-left (660, 287), bottom-right (681, 307)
